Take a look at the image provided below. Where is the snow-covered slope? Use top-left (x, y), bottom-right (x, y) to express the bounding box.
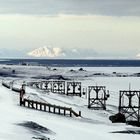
top-left (0, 65), bottom-right (140, 140)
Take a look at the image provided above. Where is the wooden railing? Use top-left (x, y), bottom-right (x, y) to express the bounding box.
top-left (2, 81), bottom-right (21, 92)
top-left (12, 87), bottom-right (21, 92)
top-left (2, 81), bottom-right (10, 89)
top-left (23, 99), bottom-right (81, 117)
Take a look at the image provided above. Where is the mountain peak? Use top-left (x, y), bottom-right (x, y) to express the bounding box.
top-left (27, 46), bottom-right (65, 58)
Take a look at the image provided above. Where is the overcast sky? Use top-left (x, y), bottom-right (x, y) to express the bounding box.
top-left (0, 0), bottom-right (140, 59)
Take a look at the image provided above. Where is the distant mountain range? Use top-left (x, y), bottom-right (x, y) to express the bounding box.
top-left (27, 46), bottom-right (65, 58)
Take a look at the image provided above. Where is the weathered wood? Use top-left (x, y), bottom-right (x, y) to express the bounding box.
top-left (70, 109), bottom-right (72, 117)
top-left (2, 82), bottom-right (10, 89)
top-left (23, 99), bottom-right (81, 117)
top-left (119, 90), bottom-right (140, 122)
top-left (35, 103), bottom-right (37, 109)
top-left (44, 105), bottom-right (46, 111)
top-left (48, 106), bottom-right (51, 112)
top-left (59, 108), bottom-right (61, 114)
top-left (88, 86), bottom-right (109, 110)
top-left (29, 81), bottom-right (65, 94)
top-left (12, 87), bottom-right (21, 93)
top-left (53, 107), bottom-right (55, 113)
top-left (27, 100), bottom-right (30, 108)
top-left (67, 82), bottom-right (82, 97)
top-left (28, 80), bottom-right (85, 97)
top-left (2, 81), bottom-right (22, 93)
top-left (79, 111), bottom-right (81, 117)
top-left (39, 104), bottom-right (41, 109)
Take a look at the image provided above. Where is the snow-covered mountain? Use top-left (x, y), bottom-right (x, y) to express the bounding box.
top-left (27, 46), bottom-right (65, 58)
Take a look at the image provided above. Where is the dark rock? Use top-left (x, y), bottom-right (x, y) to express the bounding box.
top-left (70, 69), bottom-right (75, 72)
top-left (112, 72), bottom-right (116, 74)
top-left (93, 73), bottom-right (101, 76)
top-left (12, 70), bottom-right (15, 73)
top-left (109, 113), bottom-right (126, 123)
top-left (53, 68), bottom-right (57, 71)
top-left (79, 68), bottom-right (86, 71)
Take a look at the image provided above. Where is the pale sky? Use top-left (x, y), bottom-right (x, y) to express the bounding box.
top-left (0, 0), bottom-right (140, 59)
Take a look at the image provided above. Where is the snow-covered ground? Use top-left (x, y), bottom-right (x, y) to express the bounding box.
top-left (0, 65), bottom-right (140, 140)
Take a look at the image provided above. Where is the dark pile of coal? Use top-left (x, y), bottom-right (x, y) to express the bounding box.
top-left (109, 113), bottom-right (126, 123)
top-left (18, 121), bottom-right (55, 134)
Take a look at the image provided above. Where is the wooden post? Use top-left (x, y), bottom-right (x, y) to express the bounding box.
top-left (35, 103), bottom-right (37, 109)
top-left (70, 111), bottom-right (72, 117)
top-left (59, 108), bottom-right (61, 114)
top-left (20, 97), bottom-right (22, 106)
top-left (79, 111), bottom-right (81, 117)
top-left (138, 95), bottom-right (140, 122)
top-left (49, 106), bottom-right (51, 112)
top-left (70, 108), bottom-right (72, 117)
top-left (44, 105), bottom-right (46, 111)
top-left (28, 100), bottom-right (30, 107)
top-left (88, 87), bottom-right (91, 108)
top-left (31, 101), bottom-right (34, 109)
top-left (40, 104), bottom-right (42, 110)
top-left (53, 107), bottom-right (55, 113)
top-left (119, 91), bottom-right (121, 112)
top-left (23, 100), bottom-right (25, 106)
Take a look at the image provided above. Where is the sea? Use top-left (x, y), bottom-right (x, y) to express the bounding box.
top-left (0, 59), bottom-right (140, 67)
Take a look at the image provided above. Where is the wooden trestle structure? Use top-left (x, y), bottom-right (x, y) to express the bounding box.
top-left (119, 90), bottom-right (140, 122)
top-left (88, 86), bottom-right (109, 110)
top-left (2, 79), bottom-right (140, 123)
top-left (29, 81), bottom-right (82, 97)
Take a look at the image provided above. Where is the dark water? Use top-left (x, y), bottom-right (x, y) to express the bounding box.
top-left (0, 59), bottom-right (140, 67)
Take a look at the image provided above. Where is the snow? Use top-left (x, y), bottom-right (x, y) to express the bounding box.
top-left (0, 65), bottom-right (140, 140)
